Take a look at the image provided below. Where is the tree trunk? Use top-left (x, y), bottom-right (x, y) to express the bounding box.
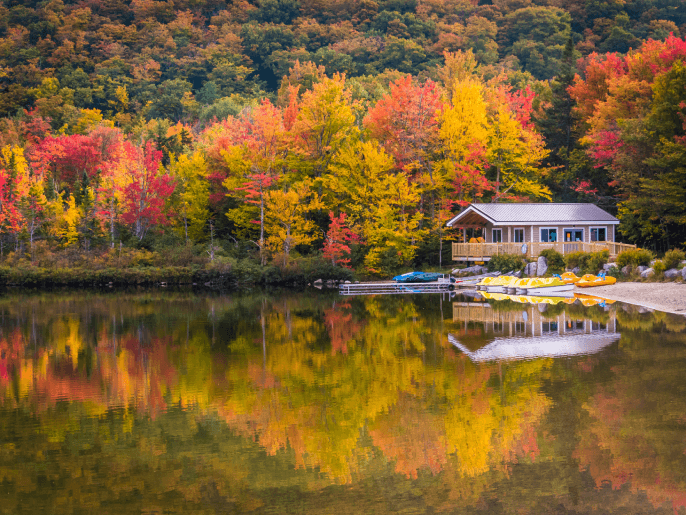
top-left (184, 205), bottom-right (189, 245)
top-left (259, 184), bottom-right (265, 266)
top-left (110, 201), bottom-right (115, 249)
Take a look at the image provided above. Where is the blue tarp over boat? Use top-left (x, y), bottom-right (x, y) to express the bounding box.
top-left (393, 272), bottom-right (445, 283)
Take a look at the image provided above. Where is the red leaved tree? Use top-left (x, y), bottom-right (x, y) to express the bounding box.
top-left (364, 75), bottom-right (442, 176)
top-left (0, 147), bottom-right (26, 253)
top-left (323, 211), bottom-right (357, 267)
top-left (31, 134), bottom-right (103, 193)
top-left (223, 100), bottom-right (286, 264)
top-left (121, 142), bottom-right (176, 241)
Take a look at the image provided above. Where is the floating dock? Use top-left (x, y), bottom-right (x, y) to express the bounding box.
top-left (339, 280), bottom-right (456, 296)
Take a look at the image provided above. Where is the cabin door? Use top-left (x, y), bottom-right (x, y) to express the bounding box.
top-left (564, 229), bottom-right (583, 242)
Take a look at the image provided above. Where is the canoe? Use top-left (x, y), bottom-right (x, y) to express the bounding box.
top-left (576, 275), bottom-right (617, 288)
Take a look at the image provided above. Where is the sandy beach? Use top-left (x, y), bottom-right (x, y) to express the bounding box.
top-left (576, 282), bottom-right (686, 314)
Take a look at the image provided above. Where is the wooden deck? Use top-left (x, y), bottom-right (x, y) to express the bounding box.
top-left (452, 241), bottom-right (636, 261)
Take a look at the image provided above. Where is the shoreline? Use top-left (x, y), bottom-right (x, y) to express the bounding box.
top-left (575, 282), bottom-right (686, 315)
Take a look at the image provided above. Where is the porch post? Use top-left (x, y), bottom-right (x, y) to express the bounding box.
top-left (463, 227), bottom-right (466, 244)
top-left (508, 226), bottom-right (511, 244)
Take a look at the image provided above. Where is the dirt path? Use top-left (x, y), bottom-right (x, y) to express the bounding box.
top-left (576, 282), bottom-right (686, 314)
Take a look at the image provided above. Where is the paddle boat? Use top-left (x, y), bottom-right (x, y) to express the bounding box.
top-left (482, 275), bottom-right (519, 293)
top-left (525, 295), bottom-right (576, 304)
top-left (576, 272), bottom-right (617, 288)
top-left (515, 277), bottom-right (575, 296)
top-left (507, 277), bottom-right (535, 294)
top-left (575, 294), bottom-right (616, 307)
top-left (479, 292), bottom-right (512, 302)
top-left (555, 272), bottom-right (582, 284)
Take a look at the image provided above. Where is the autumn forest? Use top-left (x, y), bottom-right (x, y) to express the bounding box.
top-left (1, 0), bottom-right (686, 275)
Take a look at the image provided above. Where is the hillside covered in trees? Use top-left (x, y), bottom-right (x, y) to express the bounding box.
top-left (0, 0), bottom-right (685, 274)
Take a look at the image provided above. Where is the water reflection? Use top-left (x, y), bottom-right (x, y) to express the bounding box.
top-left (450, 295), bottom-right (619, 361)
top-left (0, 290), bottom-right (684, 513)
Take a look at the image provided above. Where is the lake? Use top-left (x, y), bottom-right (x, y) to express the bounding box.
top-left (0, 289), bottom-right (685, 514)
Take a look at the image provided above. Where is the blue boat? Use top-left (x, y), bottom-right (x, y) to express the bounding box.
top-left (392, 272), bottom-right (446, 283)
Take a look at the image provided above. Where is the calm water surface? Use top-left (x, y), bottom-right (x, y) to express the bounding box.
top-left (1, 289), bottom-right (685, 514)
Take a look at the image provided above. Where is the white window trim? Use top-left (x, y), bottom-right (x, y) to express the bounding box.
top-left (492, 228), bottom-right (502, 243)
top-left (513, 228), bottom-right (525, 243)
top-left (589, 226), bottom-right (607, 242)
top-left (539, 227), bottom-right (559, 243)
top-left (563, 227), bottom-right (585, 243)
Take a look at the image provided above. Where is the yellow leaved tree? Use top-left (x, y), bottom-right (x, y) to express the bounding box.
top-left (265, 179), bottom-right (323, 264)
top-left (326, 140), bottom-right (422, 274)
top-left (170, 152), bottom-right (210, 243)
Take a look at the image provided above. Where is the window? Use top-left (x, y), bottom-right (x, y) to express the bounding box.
top-left (513, 228), bottom-right (524, 242)
top-left (590, 227), bottom-right (607, 241)
top-left (566, 320), bottom-right (585, 332)
top-left (542, 321), bottom-right (559, 333)
top-left (591, 321), bottom-right (607, 331)
top-left (540, 228), bottom-right (557, 242)
top-left (492, 228), bottom-right (502, 243)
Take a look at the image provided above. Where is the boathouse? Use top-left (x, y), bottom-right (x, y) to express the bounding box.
top-left (446, 203), bottom-right (635, 261)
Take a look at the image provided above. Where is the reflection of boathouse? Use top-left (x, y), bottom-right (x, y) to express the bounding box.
top-left (450, 301), bottom-right (619, 362)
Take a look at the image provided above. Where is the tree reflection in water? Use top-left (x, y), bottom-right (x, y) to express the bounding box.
top-left (0, 291), bottom-right (684, 514)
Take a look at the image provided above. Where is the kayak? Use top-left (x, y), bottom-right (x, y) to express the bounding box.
top-left (576, 274), bottom-right (617, 288)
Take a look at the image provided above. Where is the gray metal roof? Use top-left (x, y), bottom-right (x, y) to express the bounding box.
top-left (447, 203), bottom-right (619, 226)
top-left (448, 332), bottom-right (619, 362)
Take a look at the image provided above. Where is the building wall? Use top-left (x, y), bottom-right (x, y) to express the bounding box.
top-left (483, 223), bottom-right (615, 243)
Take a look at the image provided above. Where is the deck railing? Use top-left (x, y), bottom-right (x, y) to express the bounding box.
top-left (452, 241), bottom-right (636, 261)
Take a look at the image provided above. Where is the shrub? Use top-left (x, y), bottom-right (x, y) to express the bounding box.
top-left (652, 260), bottom-right (666, 275)
top-left (606, 265), bottom-right (622, 279)
top-left (564, 251), bottom-right (585, 270)
top-left (663, 248), bottom-right (685, 270)
top-left (616, 248), bottom-right (654, 268)
top-left (539, 249), bottom-right (565, 274)
top-left (585, 250), bottom-right (609, 274)
top-left (487, 253), bottom-right (525, 273)
top-left (564, 250), bottom-right (609, 274)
